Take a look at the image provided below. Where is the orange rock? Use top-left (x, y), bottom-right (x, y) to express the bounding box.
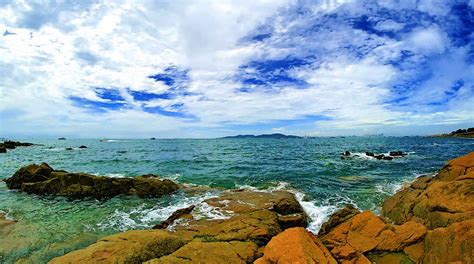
top-left (382, 152), bottom-right (474, 228)
top-left (320, 211), bottom-right (426, 263)
top-left (255, 227), bottom-right (337, 264)
top-left (422, 220), bottom-right (474, 264)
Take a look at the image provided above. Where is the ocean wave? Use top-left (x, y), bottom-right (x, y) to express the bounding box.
top-left (44, 147), bottom-right (65, 152)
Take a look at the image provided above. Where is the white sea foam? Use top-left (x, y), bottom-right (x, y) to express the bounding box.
top-left (192, 201), bottom-right (233, 221)
top-left (44, 147), bottom-right (65, 152)
top-left (236, 181), bottom-right (355, 233)
top-left (97, 191), bottom-right (221, 231)
top-left (0, 209), bottom-right (16, 221)
top-left (90, 172), bottom-right (127, 178)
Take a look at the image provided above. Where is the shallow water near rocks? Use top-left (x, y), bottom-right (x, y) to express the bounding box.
top-left (0, 137), bottom-right (472, 262)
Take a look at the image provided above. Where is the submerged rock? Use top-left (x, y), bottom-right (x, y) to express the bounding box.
top-left (255, 227), bottom-right (336, 264)
top-left (4, 163), bottom-right (179, 199)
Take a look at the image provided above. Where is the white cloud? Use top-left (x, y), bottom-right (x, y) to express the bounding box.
top-left (0, 0), bottom-right (473, 137)
top-left (406, 26), bottom-right (449, 55)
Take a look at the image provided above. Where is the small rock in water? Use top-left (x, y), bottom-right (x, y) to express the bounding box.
top-left (78, 145), bottom-right (87, 149)
top-left (383, 156), bottom-right (393, 160)
top-left (389, 151), bottom-right (406, 157)
top-left (365, 152), bottom-right (374, 157)
top-left (341, 151), bottom-right (351, 156)
top-left (153, 205), bottom-right (195, 229)
top-left (0, 146), bottom-right (6, 153)
top-left (65, 148), bottom-right (73, 151)
top-left (58, 137), bottom-right (66, 140)
top-left (374, 154), bottom-right (385, 160)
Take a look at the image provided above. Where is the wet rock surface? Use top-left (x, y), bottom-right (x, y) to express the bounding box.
top-left (4, 163), bottom-right (179, 199)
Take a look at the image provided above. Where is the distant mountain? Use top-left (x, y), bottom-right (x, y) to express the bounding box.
top-left (222, 133), bottom-right (302, 139)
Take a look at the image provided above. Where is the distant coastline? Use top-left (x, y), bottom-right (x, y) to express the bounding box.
top-left (221, 133), bottom-right (302, 139)
top-left (432, 127), bottom-right (474, 138)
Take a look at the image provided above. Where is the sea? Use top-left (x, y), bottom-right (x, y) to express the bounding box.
top-left (0, 136), bottom-right (473, 262)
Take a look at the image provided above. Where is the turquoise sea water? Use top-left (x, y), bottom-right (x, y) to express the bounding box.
top-left (0, 137), bottom-right (473, 263)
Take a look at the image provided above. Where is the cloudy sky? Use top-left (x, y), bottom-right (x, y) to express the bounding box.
top-left (1, 0), bottom-right (473, 138)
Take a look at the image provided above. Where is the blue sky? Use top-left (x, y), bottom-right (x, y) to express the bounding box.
top-left (0, 0), bottom-right (473, 138)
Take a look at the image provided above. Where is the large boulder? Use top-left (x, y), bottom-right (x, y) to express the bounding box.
top-left (254, 227), bottom-right (337, 264)
top-left (4, 163), bottom-right (179, 199)
top-left (382, 152), bottom-right (474, 228)
top-left (320, 211), bottom-right (426, 263)
top-left (0, 145), bottom-right (6, 153)
top-left (4, 163), bottom-right (53, 189)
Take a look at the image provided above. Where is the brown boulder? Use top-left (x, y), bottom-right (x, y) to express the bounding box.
top-left (175, 210), bottom-right (282, 246)
top-left (0, 145), bottom-right (6, 153)
top-left (4, 163), bottom-right (53, 189)
top-left (4, 163), bottom-right (179, 199)
top-left (320, 211), bottom-right (426, 263)
top-left (318, 204), bottom-right (359, 236)
top-left (254, 227), bottom-right (336, 264)
top-left (382, 152), bottom-right (474, 228)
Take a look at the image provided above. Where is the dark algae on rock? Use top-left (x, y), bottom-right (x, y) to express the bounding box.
top-left (4, 163), bottom-right (179, 199)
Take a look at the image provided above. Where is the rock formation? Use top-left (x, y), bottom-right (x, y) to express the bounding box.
top-left (4, 163), bottom-right (179, 199)
top-left (254, 227), bottom-right (337, 264)
top-left (318, 151), bottom-right (474, 263)
top-left (50, 190), bottom-right (309, 263)
top-left (0, 140), bottom-right (34, 153)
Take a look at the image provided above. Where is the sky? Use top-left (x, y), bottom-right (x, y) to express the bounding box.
top-left (0, 0), bottom-right (473, 138)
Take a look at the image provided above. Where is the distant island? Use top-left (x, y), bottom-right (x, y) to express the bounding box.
top-left (432, 127), bottom-right (474, 138)
top-left (222, 133), bottom-right (302, 139)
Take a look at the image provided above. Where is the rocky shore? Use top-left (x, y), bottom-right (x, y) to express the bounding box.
top-left (4, 152), bottom-right (473, 263)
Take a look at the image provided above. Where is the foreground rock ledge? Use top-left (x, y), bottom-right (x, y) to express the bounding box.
top-left (50, 190), bottom-right (309, 263)
top-left (4, 163), bottom-right (179, 199)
